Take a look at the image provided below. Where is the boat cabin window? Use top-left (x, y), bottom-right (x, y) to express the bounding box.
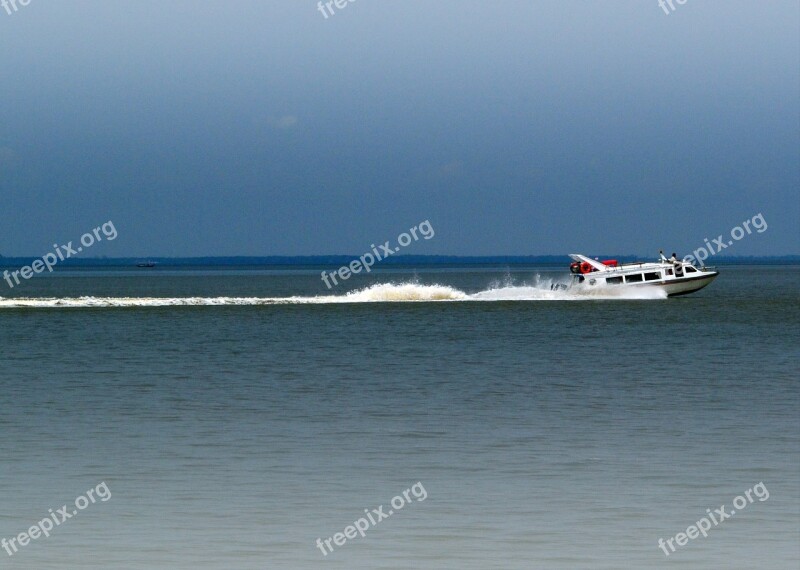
top-left (644, 272), bottom-right (660, 281)
top-left (606, 276), bottom-right (623, 285)
top-left (625, 273), bottom-right (644, 283)
top-left (665, 268), bottom-right (673, 276)
top-left (684, 266), bottom-right (698, 273)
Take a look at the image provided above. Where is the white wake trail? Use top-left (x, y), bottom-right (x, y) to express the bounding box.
top-left (0, 280), bottom-right (666, 309)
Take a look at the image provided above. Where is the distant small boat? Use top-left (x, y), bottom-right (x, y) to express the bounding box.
top-left (136, 261), bottom-right (156, 268)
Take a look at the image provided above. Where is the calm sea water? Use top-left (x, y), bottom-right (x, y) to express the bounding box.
top-left (1, 265), bottom-right (798, 569)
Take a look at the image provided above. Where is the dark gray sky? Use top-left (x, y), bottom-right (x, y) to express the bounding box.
top-left (1, 0), bottom-right (798, 256)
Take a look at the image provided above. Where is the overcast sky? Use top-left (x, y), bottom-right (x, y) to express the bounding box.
top-left (1, 1), bottom-right (798, 256)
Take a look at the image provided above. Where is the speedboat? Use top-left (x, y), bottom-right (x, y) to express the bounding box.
top-left (568, 253), bottom-right (718, 297)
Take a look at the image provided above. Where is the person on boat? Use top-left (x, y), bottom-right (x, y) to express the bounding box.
top-left (669, 252), bottom-right (684, 276)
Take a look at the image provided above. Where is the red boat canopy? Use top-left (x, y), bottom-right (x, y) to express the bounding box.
top-left (601, 259), bottom-right (618, 267)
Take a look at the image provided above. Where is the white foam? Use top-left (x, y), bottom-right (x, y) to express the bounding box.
top-left (342, 282), bottom-right (467, 302)
top-left (471, 283), bottom-right (667, 301)
top-left (0, 279), bottom-right (666, 309)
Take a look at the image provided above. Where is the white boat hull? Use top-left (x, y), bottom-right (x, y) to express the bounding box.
top-left (646, 272), bottom-right (719, 297)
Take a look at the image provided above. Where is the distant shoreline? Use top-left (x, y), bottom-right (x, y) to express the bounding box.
top-left (1, 255), bottom-right (798, 268)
